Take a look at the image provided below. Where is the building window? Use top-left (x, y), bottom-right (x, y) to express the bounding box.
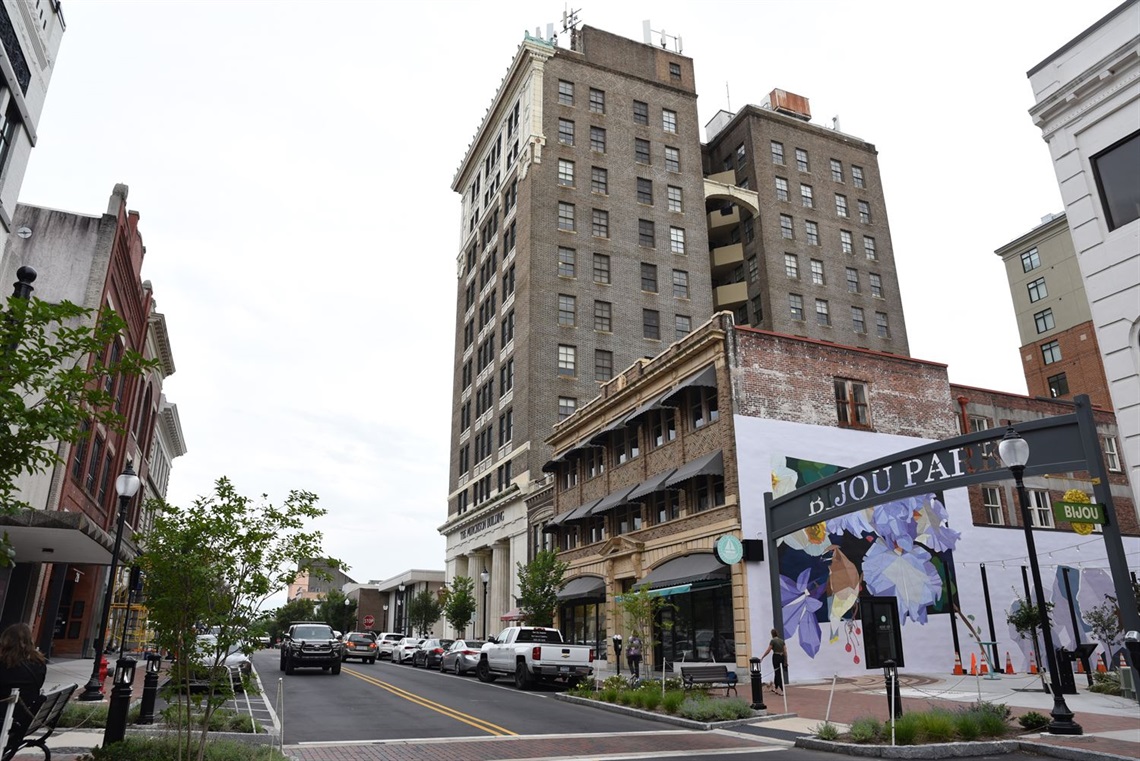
top-left (590, 126), bottom-right (606, 153)
top-left (585, 447), bottom-right (605, 479)
top-left (858, 200), bottom-right (871, 223)
top-left (594, 300), bottom-right (612, 332)
top-left (650, 491), bottom-right (680, 524)
top-left (851, 306), bottom-right (865, 334)
top-left (675, 314), bottom-right (691, 338)
top-left (497, 408), bottom-right (513, 446)
top-left (662, 109), bottom-right (677, 133)
top-left (852, 165), bottom-right (865, 188)
top-left (1047, 372), bottom-right (1069, 397)
top-left (748, 255), bottom-right (759, 282)
top-left (614, 427), bottom-right (640, 464)
top-left (500, 358), bottom-right (514, 393)
top-left (638, 218), bottom-right (655, 247)
top-left (673, 269), bottom-right (689, 298)
top-left (558, 202), bottom-right (576, 232)
top-left (830, 159), bottom-right (843, 182)
top-left (502, 264), bottom-right (515, 298)
top-left (502, 309), bottom-right (515, 344)
top-left (869, 272), bottom-right (882, 297)
top-left (558, 159), bottom-right (575, 187)
top-left (589, 87), bottom-right (605, 114)
top-left (846, 267), bottom-right (859, 292)
top-left (669, 62), bottom-right (681, 81)
top-left (558, 80), bottom-right (574, 105)
top-left (841, 230), bottom-right (854, 254)
top-left (875, 312), bottom-right (889, 337)
top-left (1103, 435), bottom-right (1122, 472)
top-left (595, 349), bottom-right (614, 381)
top-left (810, 259), bottom-right (825, 285)
top-left (1027, 277), bottom-right (1047, 302)
top-left (969, 415), bottom-right (991, 432)
top-left (641, 263), bottom-right (658, 292)
top-left (670, 226), bottom-right (686, 254)
top-left (635, 138), bottom-right (651, 164)
top-left (648, 408), bottom-right (677, 450)
top-left (789, 293), bottom-right (804, 320)
top-left (558, 294), bottom-right (576, 326)
top-left (1027, 490), bottom-right (1053, 528)
top-left (1091, 130), bottom-right (1140, 231)
top-left (691, 475), bottom-right (726, 513)
top-left (558, 118), bottom-right (574, 145)
top-left (864, 236), bottom-right (877, 260)
top-left (1041, 340), bottom-right (1061, 364)
top-left (771, 141), bottom-right (784, 165)
top-left (590, 166), bottom-right (608, 195)
top-left (795, 148), bottom-right (809, 172)
top-left (835, 194), bottom-right (848, 217)
top-left (816, 299), bottom-right (831, 326)
top-left (633, 100), bottom-right (648, 125)
top-left (780, 214), bottom-right (794, 239)
top-left (750, 295), bottom-right (763, 322)
top-left (558, 345), bottom-right (577, 376)
top-left (558, 396), bottom-right (577, 420)
top-left (592, 208), bottom-right (609, 238)
top-left (637, 177), bottom-right (653, 205)
top-left (689, 387), bottom-right (719, 429)
top-left (835, 378), bottom-right (870, 428)
top-left (665, 146), bottom-right (680, 172)
top-left (801, 184), bottom-right (814, 208)
top-left (558, 246), bottom-right (576, 277)
top-left (1021, 247), bottom-right (1040, 272)
top-left (614, 505), bottom-right (642, 536)
top-left (785, 253), bottom-right (799, 279)
top-left (1034, 308), bottom-right (1055, 334)
top-left (593, 254), bottom-right (610, 284)
top-left (983, 487), bottom-right (1003, 525)
top-left (643, 309), bottom-right (660, 340)
top-left (775, 177), bottom-right (789, 201)
top-left (667, 185), bottom-right (682, 212)
top-left (805, 220), bottom-right (820, 245)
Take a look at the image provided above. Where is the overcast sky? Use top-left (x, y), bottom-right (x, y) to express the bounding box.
top-left (17, 1), bottom-right (1118, 610)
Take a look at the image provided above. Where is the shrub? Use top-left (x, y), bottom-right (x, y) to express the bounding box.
top-left (954, 712), bottom-right (981, 741)
top-left (600, 687), bottom-right (619, 703)
top-left (1090, 671), bottom-right (1122, 696)
top-left (601, 675), bottom-right (627, 691)
top-left (676, 695), bottom-right (752, 722)
top-left (976, 710), bottom-right (1008, 738)
top-left (848, 716), bottom-right (882, 743)
top-left (662, 676), bottom-right (684, 692)
top-left (617, 690), bottom-right (634, 706)
top-left (81, 736), bottom-right (289, 760)
top-left (815, 722), bottom-right (840, 741)
top-left (1018, 711), bottom-right (1049, 731)
top-left (915, 710), bottom-right (956, 743)
top-left (892, 713), bottom-right (920, 745)
top-left (61, 703), bottom-right (142, 729)
top-left (640, 689), bottom-right (662, 712)
top-left (969, 701), bottom-right (1011, 722)
top-left (661, 690), bottom-right (686, 714)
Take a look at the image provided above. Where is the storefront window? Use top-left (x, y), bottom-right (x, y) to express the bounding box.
top-left (560, 600), bottom-right (608, 661)
top-left (653, 583), bottom-right (735, 666)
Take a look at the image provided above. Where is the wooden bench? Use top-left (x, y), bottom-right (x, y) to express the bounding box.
top-left (680, 664), bottom-right (738, 697)
top-left (2, 682), bottom-right (78, 761)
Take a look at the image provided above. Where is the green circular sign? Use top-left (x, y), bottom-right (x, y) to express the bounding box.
top-left (714, 535), bottom-right (744, 565)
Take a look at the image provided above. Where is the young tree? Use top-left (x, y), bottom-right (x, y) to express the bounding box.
top-left (516, 550), bottom-right (568, 628)
top-left (139, 478), bottom-right (339, 761)
top-left (444, 576), bottom-right (477, 638)
top-left (317, 589), bottom-right (357, 634)
top-left (408, 588), bottom-right (443, 637)
top-left (617, 586), bottom-right (675, 671)
top-left (0, 294), bottom-right (153, 563)
top-left (1086, 596), bottom-right (1124, 664)
top-left (271, 597), bottom-right (316, 643)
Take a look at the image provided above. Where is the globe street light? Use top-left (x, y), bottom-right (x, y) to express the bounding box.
top-left (80, 461), bottom-right (141, 701)
top-left (480, 568), bottom-right (490, 640)
top-left (998, 427), bottom-right (1082, 735)
top-left (397, 583), bottom-right (406, 635)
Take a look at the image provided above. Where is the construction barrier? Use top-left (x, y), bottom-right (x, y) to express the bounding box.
top-left (1097, 653), bottom-right (1107, 673)
top-left (980, 656), bottom-right (989, 675)
top-left (969, 653), bottom-right (978, 676)
top-left (953, 653), bottom-right (964, 675)
top-left (1005, 651), bottom-right (1015, 675)
top-left (1029, 651), bottom-right (1039, 675)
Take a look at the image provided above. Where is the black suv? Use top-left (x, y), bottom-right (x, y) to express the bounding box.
top-left (280, 622), bottom-right (342, 675)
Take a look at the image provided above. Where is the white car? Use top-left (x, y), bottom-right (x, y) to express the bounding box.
top-left (193, 634), bottom-right (252, 690)
top-left (392, 637), bottom-right (424, 664)
top-left (376, 632), bottom-right (403, 660)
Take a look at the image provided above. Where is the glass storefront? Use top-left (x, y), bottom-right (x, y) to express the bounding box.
top-left (654, 582), bottom-right (735, 667)
top-left (560, 599), bottom-right (608, 661)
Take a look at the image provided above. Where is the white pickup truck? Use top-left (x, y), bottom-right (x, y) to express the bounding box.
top-left (476, 626), bottom-right (594, 689)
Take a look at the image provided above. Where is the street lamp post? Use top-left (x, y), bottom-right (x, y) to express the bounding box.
top-left (480, 568), bottom-right (490, 640)
top-left (383, 604), bottom-right (389, 630)
top-left (79, 461), bottom-right (141, 701)
top-left (397, 583), bottom-right (406, 635)
top-left (998, 428), bottom-right (1082, 735)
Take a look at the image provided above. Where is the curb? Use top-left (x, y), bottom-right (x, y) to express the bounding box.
top-left (793, 736), bottom-right (1136, 761)
top-left (553, 692), bottom-right (796, 730)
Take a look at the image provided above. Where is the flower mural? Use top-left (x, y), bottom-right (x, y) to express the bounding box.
top-left (773, 455), bottom-right (962, 660)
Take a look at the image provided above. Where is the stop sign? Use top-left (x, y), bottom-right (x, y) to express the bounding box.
top-left (363, 614), bottom-right (375, 629)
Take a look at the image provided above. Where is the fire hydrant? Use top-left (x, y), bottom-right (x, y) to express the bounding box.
top-left (98, 656), bottom-right (109, 694)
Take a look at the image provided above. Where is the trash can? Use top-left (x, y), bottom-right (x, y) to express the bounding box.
top-left (1055, 647), bottom-right (1077, 695)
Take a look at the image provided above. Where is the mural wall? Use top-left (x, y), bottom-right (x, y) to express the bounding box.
top-left (736, 416), bottom-right (1140, 682)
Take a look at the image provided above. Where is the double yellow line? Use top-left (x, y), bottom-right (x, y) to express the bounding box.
top-left (343, 667), bottom-right (517, 736)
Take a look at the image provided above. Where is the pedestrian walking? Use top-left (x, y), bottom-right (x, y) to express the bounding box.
top-left (759, 627), bottom-right (787, 695)
top-left (627, 633), bottom-right (642, 679)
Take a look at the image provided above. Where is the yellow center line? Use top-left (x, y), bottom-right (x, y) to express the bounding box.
top-left (342, 667), bottom-right (517, 736)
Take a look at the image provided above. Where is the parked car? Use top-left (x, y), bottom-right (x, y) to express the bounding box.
top-left (440, 639), bottom-right (485, 675)
top-left (412, 638), bottom-right (454, 669)
top-left (392, 637), bottom-right (424, 664)
top-left (376, 632), bottom-right (404, 660)
top-left (192, 634), bottom-right (252, 691)
top-left (477, 626), bottom-right (594, 689)
top-left (342, 632), bottom-right (380, 663)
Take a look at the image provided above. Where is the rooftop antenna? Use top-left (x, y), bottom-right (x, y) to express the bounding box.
top-left (642, 20), bottom-right (682, 53)
top-left (726, 82), bottom-right (731, 112)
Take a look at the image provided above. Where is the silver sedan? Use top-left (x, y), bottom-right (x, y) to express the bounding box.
top-left (439, 639), bottom-right (486, 675)
top-left (391, 637), bottom-right (424, 664)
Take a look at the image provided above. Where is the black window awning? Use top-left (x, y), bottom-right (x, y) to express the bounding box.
top-left (638, 553), bottom-right (729, 589)
top-left (660, 364), bottom-right (717, 406)
top-left (589, 484), bottom-right (639, 516)
top-left (589, 417), bottom-right (627, 444)
top-left (620, 387), bottom-right (673, 426)
top-left (665, 450), bottom-right (723, 488)
top-left (628, 468), bottom-right (677, 501)
top-left (565, 498), bottom-right (602, 522)
top-left (557, 575), bottom-right (606, 601)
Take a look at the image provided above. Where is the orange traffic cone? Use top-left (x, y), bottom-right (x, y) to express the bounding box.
top-left (1097, 654), bottom-right (1107, 674)
top-left (953, 653), bottom-right (964, 675)
top-left (1122, 653), bottom-right (1129, 670)
top-left (1029, 651), bottom-right (1039, 675)
top-left (1005, 652), bottom-right (1015, 675)
top-left (980, 656), bottom-right (989, 675)
top-left (969, 653), bottom-right (978, 676)
top-left (1077, 657), bottom-right (1085, 674)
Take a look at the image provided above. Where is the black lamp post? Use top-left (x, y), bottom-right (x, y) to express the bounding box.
top-left (480, 568), bottom-right (490, 640)
top-left (998, 427), bottom-right (1082, 735)
top-left (80, 461), bottom-right (140, 701)
top-left (397, 583), bottom-right (405, 635)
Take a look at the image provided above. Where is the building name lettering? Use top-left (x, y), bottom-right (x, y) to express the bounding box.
top-left (461, 511), bottom-right (504, 539)
top-left (810, 448), bottom-right (969, 516)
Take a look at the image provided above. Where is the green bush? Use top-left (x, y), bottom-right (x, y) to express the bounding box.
top-left (953, 712), bottom-right (981, 741)
top-left (59, 703), bottom-right (142, 729)
top-left (848, 716), bottom-right (882, 743)
top-left (641, 688), bottom-right (662, 712)
top-left (1090, 671), bottom-right (1122, 695)
top-left (617, 690), bottom-right (635, 707)
top-left (662, 676), bottom-right (684, 692)
top-left (814, 722), bottom-right (840, 741)
top-left (1018, 711), bottom-right (1049, 731)
top-left (661, 690), bottom-right (686, 714)
top-left (676, 695), bottom-right (753, 722)
top-left (892, 714), bottom-right (920, 745)
top-left (601, 675), bottom-right (627, 691)
top-left (976, 710), bottom-right (1008, 738)
top-left (81, 737), bottom-right (287, 760)
top-left (969, 701), bottom-right (1011, 722)
top-left (915, 710), bottom-right (956, 743)
top-left (600, 687), bottom-right (619, 703)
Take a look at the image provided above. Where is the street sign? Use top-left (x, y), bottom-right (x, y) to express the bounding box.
top-left (363, 614), bottom-right (375, 629)
top-left (1053, 501), bottom-right (1106, 525)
